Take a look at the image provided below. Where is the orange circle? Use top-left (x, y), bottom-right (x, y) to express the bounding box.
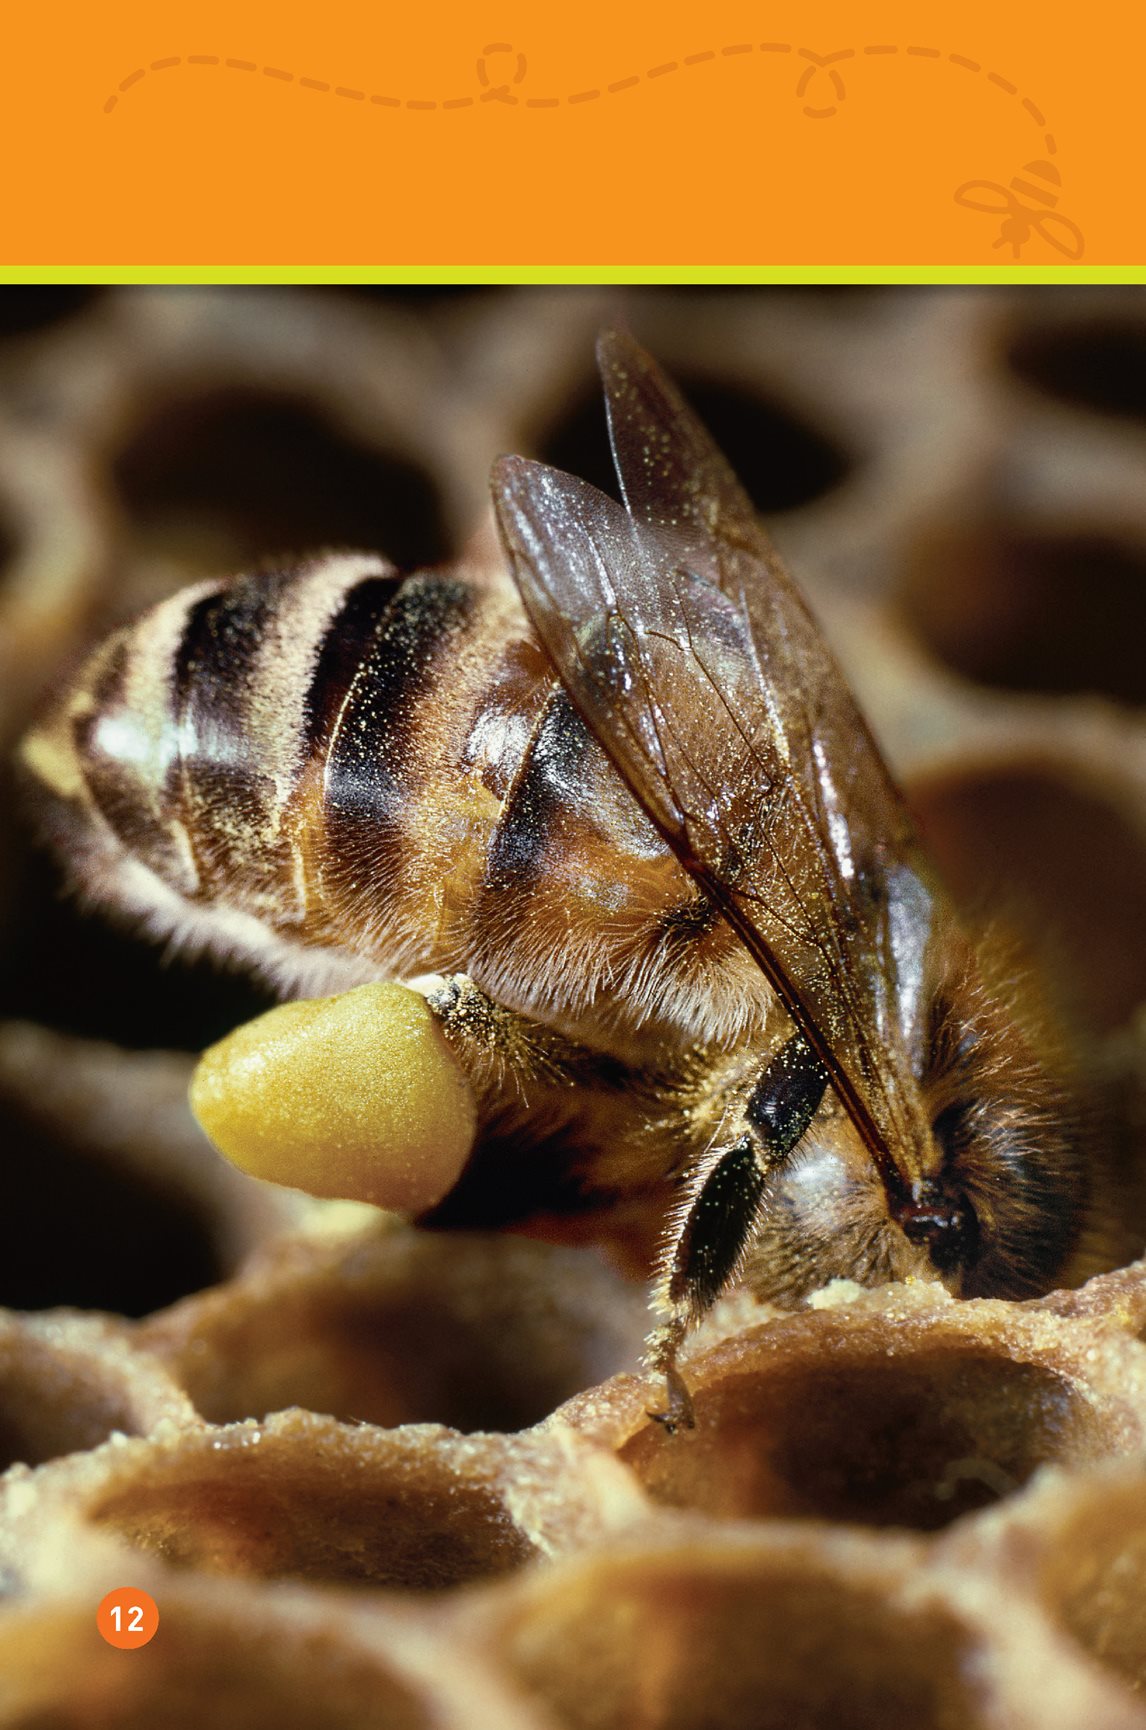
top-left (97, 1588), bottom-right (160, 1650)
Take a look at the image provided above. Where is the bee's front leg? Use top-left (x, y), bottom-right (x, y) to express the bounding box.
top-left (647, 1031), bottom-right (829, 1432)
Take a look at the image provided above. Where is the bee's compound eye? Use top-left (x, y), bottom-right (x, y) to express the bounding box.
top-left (895, 1185), bottom-right (980, 1276)
top-left (190, 982), bottom-right (478, 1213)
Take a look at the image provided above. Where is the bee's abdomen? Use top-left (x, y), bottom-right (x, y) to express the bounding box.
top-left (25, 555), bottom-right (479, 988)
top-left (25, 555), bottom-right (763, 1036)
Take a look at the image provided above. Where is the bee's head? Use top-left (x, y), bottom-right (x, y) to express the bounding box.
top-left (908, 949), bottom-right (1090, 1300)
top-left (738, 962), bottom-right (1090, 1309)
top-left (887, 1101), bottom-right (1086, 1298)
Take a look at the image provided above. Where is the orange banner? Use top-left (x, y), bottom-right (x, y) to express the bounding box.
top-left (0, 0), bottom-right (1141, 264)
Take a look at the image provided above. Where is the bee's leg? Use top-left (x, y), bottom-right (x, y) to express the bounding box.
top-left (420, 973), bottom-right (661, 1251)
top-left (644, 1135), bottom-right (765, 1433)
top-left (421, 973), bottom-right (589, 1093)
top-left (646, 1031), bottom-right (829, 1433)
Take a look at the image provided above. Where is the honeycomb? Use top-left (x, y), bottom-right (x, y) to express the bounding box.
top-left (2, 285), bottom-right (1146, 1728)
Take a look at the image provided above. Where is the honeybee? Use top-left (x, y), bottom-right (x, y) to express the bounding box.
top-left (23, 333), bottom-right (1103, 1427)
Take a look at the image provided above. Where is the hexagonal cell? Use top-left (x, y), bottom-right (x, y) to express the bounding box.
top-left (0, 287), bottom-right (105, 340)
top-left (910, 765), bottom-right (1146, 1036)
top-left (1007, 314), bottom-right (1146, 426)
top-left (1034, 1470), bottom-right (1146, 1697)
top-left (898, 523), bottom-right (1146, 705)
top-left (616, 1313), bottom-right (1131, 1532)
top-left (491, 1533), bottom-right (990, 1730)
top-left (0, 1355), bottom-right (136, 1473)
top-left (0, 1021), bottom-right (284, 1318)
top-left (0, 1314), bottom-right (190, 1472)
top-left (78, 1414), bottom-right (540, 1591)
top-left (0, 1595), bottom-right (449, 1730)
top-left (0, 1082), bottom-right (225, 1316)
top-left (143, 1230), bottom-right (647, 1436)
top-left (111, 386), bottom-right (449, 581)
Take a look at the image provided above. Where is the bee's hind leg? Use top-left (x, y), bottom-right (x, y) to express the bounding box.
top-left (647, 1031), bottom-right (829, 1433)
top-left (421, 973), bottom-right (591, 1093)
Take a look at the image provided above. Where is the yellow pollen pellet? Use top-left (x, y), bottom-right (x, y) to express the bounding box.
top-left (190, 982), bottom-right (477, 1212)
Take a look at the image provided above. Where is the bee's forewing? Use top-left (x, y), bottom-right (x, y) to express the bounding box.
top-left (595, 328), bottom-right (763, 562)
top-left (492, 335), bottom-right (939, 1179)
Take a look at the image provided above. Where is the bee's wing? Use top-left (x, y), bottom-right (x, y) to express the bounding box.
top-left (492, 333), bottom-right (938, 1181)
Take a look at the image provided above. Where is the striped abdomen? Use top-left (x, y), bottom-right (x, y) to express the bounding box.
top-left (23, 553), bottom-right (771, 1049)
